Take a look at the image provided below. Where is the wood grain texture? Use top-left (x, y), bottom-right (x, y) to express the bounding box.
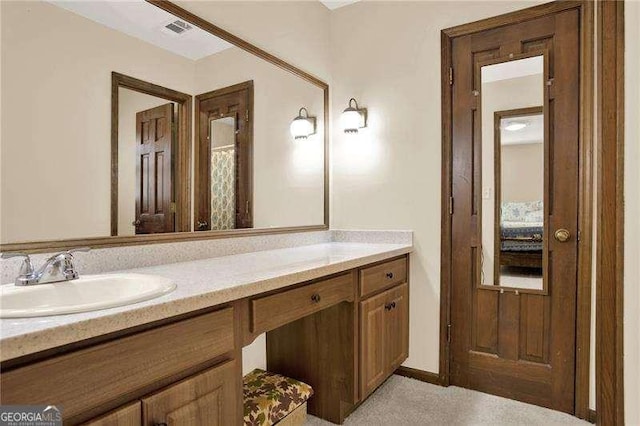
top-left (360, 283), bottom-right (409, 400)
top-left (142, 361), bottom-right (239, 426)
top-left (0, 308), bottom-right (234, 424)
top-left (82, 403), bottom-right (142, 426)
top-left (446, 5), bottom-right (584, 414)
top-left (596, 1), bottom-right (625, 425)
top-left (251, 273), bottom-right (354, 334)
top-left (359, 257), bottom-right (407, 298)
top-left (266, 302), bottom-right (357, 424)
top-left (394, 366), bottom-right (442, 386)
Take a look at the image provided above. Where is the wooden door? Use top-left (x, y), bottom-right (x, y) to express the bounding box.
top-left (449, 9), bottom-right (580, 413)
top-left (195, 82), bottom-right (253, 231)
top-left (142, 361), bottom-right (239, 426)
top-left (135, 103), bottom-right (175, 234)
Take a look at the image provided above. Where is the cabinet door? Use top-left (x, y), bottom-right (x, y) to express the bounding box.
top-left (83, 402), bottom-right (141, 426)
top-left (384, 283), bottom-right (409, 371)
top-left (360, 290), bottom-right (388, 398)
top-left (142, 360), bottom-right (239, 426)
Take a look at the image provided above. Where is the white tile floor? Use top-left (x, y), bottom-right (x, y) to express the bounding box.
top-left (306, 375), bottom-right (590, 425)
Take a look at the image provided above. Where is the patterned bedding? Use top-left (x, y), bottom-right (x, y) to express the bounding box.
top-left (501, 201), bottom-right (544, 252)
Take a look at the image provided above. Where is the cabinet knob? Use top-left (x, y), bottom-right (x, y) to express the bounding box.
top-left (311, 293), bottom-right (321, 303)
top-left (386, 272), bottom-right (394, 279)
top-left (385, 301), bottom-right (397, 311)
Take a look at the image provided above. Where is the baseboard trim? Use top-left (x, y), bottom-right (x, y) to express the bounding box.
top-left (587, 409), bottom-right (596, 424)
top-left (395, 366), bottom-right (442, 385)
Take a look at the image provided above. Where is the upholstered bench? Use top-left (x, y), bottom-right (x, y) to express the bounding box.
top-left (243, 369), bottom-right (313, 426)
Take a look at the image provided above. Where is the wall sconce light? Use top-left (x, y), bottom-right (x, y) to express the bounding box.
top-left (290, 107), bottom-right (316, 140)
top-left (340, 98), bottom-right (367, 134)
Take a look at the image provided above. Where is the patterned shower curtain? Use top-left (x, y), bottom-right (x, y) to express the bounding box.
top-left (211, 147), bottom-right (236, 230)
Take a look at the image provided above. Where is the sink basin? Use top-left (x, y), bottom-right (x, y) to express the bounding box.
top-left (0, 273), bottom-right (176, 318)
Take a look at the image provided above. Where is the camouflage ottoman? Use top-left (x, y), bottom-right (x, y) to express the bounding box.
top-left (243, 369), bottom-right (313, 426)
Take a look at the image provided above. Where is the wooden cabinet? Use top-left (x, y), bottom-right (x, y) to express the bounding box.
top-left (83, 403), bottom-right (141, 426)
top-left (360, 282), bottom-right (409, 398)
top-left (142, 360), bottom-right (239, 426)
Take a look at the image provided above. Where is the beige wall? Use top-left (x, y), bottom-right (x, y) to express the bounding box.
top-left (195, 47), bottom-right (325, 228)
top-left (501, 143), bottom-right (544, 203)
top-left (624, 2), bottom-right (639, 424)
top-left (330, 0), bottom-right (547, 373)
top-left (0, 1), bottom-right (194, 243)
top-left (117, 88), bottom-right (177, 236)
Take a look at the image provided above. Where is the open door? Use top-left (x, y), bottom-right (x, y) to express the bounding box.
top-left (134, 103), bottom-right (175, 234)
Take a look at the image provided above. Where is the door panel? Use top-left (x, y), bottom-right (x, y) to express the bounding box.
top-left (450, 9), bottom-right (580, 413)
top-left (360, 294), bottom-right (386, 398)
top-left (142, 360), bottom-right (238, 426)
top-left (384, 283), bottom-right (409, 371)
top-left (135, 103), bottom-right (175, 234)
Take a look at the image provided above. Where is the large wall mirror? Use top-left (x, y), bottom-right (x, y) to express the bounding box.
top-left (1, 0), bottom-right (327, 251)
top-left (479, 54), bottom-right (547, 294)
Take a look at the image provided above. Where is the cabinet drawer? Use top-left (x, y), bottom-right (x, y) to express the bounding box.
top-left (251, 273), bottom-right (354, 334)
top-left (360, 257), bottom-right (407, 298)
top-left (142, 360), bottom-right (238, 426)
top-left (83, 402), bottom-right (141, 426)
top-left (0, 308), bottom-right (234, 423)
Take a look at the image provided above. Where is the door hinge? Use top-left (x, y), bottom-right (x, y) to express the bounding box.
top-left (449, 196), bottom-right (454, 215)
top-left (447, 324), bottom-right (452, 343)
top-left (449, 67), bottom-right (454, 86)
top-left (245, 109), bottom-right (250, 122)
top-left (170, 202), bottom-right (176, 213)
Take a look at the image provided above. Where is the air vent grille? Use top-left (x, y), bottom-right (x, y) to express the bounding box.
top-left (164, 20), bottom-right (192, 35)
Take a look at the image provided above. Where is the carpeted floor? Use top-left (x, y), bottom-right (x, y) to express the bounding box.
top-left (306, 375), bottom-right (590, 425)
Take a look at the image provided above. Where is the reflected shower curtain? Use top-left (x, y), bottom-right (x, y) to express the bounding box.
top-left (211, 146), bottom-right (236, 230)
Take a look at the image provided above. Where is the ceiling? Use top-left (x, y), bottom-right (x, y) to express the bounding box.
top-left (49, 0), bottom-right (233, 61)
top-left (319, 0), bottom-right (360, 10)
top-left (482, 56), bottom-right (543, 83)
top-left (500, 113), bottom-right (544, 146)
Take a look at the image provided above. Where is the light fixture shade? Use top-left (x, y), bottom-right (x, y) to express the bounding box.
top-left (290, 107), bottom-right (316, 140)
top-left (504, 121), bottom-right (527, 131)
top-left (341, 98), bottom-right (367, 133)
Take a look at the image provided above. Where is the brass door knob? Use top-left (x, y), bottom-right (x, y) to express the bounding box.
top-left (554, 228), bottom-right (571, 242)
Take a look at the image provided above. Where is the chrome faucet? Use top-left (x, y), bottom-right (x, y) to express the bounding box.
top-left (1, 248), bottom-right (90, 286)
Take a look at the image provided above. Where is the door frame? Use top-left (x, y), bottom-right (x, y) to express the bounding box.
top-left (194, 80), bottom-right (254, 231)
top-left (111, 72), bottom-right (193, 236)
top-left (439, 0), bottom-right (594, 420)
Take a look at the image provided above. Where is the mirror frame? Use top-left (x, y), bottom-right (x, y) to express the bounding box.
top-left (0, 0), bottom-right (329, 254)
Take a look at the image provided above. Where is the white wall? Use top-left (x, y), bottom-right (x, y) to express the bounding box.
top-left (330, 0), bottom-right (546, 374)
top-left (0, 1), bottom-right (194, 243)
top-left (624, 2), bottom-right (640, 424)
top-left (117, 88), bottom-right (177, 236)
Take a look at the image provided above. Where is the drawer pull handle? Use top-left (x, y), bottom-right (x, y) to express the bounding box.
top-left (386, 272), bottom-right (394, 279)
top-left (311, 293), bottom-right (321, 303)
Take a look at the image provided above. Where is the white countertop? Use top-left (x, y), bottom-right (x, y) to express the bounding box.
top-left (0, 242), bottom-right (412, 362)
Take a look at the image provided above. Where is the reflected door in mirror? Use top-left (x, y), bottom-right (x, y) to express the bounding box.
top-left (135, 103), bottom-right (175, 234)
top-left (195, 82), bottom-right (253, 231)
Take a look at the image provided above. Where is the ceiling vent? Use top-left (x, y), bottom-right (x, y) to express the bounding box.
top-left (162, 20), bottom-right (192, 36)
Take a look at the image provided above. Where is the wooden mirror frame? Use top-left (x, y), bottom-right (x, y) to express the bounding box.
top-left (0, 0), bottom-right (329, 254)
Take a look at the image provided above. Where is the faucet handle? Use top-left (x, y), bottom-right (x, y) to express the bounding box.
top-left (1, 252), bottom-right (34, 276)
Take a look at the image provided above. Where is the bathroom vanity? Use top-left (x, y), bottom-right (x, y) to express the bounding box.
top-left (0, 243), bottom-right (411, 425)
